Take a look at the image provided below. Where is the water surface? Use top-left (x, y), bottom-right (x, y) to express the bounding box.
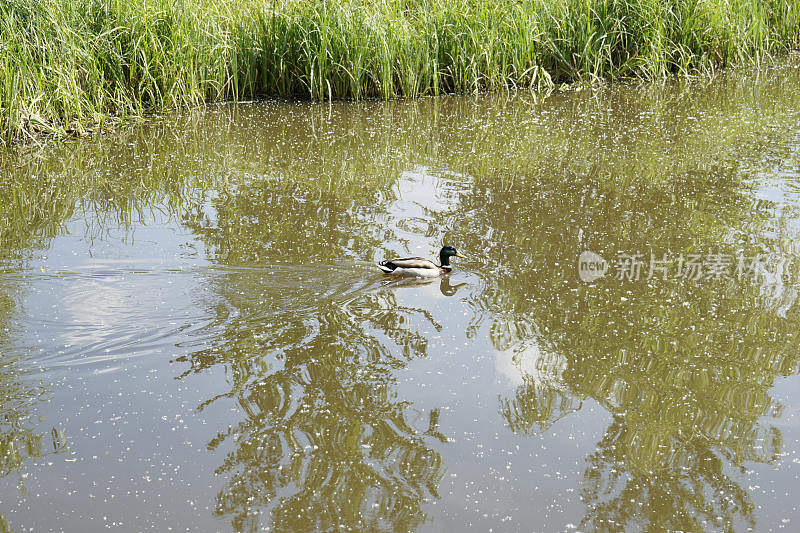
top-left (1, 61), bottom-right (800, 532)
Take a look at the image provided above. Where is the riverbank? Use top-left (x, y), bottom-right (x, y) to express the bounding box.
top-left (2, 0), bottom-right (799, 145)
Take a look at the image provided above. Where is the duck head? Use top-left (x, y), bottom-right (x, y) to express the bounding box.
top-left (439, 245), bottom-right (466, 267)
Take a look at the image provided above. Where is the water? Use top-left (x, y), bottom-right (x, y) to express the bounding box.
top-left (1, 61), bottom-right (800, 532)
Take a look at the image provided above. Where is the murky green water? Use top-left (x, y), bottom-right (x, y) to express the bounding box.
top-left (2, 61), bottom-right (800, 532)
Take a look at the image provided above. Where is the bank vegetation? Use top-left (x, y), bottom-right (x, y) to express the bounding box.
top-left (1, 0), bottom-right (799, 144)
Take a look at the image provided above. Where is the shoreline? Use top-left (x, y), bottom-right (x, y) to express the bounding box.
top-left (2, 0), bottom-right (799, 147)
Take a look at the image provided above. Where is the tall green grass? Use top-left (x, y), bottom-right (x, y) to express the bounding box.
top-left (1, 0), bottom-right (799, 145)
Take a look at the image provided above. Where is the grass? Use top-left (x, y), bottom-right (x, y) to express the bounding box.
top-left (1, 0), bottom-right (799, 145)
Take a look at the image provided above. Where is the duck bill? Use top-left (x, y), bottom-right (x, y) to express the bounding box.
top-left (455, 253), bottom-right (466, 258)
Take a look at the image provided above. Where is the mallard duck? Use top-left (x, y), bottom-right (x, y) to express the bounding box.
top-left (377, 245), bottom-right (466, 277)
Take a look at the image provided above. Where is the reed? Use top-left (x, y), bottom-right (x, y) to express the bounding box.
top-left (1, 0), bottom-right (799, 145)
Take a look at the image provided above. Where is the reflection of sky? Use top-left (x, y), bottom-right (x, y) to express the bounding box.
top-left (0, 206), bottom-right (236, 531)
top-left (54, 278), bottom-right (131, 356)
top-left (747, 143), bottom-right (800, 315)
top-left (36, 208), bottom-right (209, 270)
top-left (383, 168), bottom-right (467, 258)
top-left (494, 341), bottom-right (567, 389)
top-left (751, 139), bottom-right (800, 227)
top-left (17, 208), bottom-right (214, 372)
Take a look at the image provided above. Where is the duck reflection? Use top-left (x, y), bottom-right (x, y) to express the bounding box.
top-left (380, 274), bottom-right (467, 296)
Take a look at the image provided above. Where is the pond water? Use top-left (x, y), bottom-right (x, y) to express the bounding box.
top-left (1, 60), bottom-right (800, 532)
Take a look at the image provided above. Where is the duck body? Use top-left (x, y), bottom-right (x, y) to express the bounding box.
top-left (377, 256), bottom-right (448, 277)
top-left (377, 245), bottom-right (465, 277)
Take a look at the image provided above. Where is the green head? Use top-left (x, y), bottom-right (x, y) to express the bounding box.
top-left (439, 245), bottom-right (466, 267)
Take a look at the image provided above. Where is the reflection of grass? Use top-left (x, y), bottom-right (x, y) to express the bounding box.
top-left (0, 514), bottom-right (12, 533)
top-left (455, 157), bottom-right (798, 529)
top-left (0, 275), bottom-right (60, 486)
top-left (0, 102), bottom-right (407, 256)
top-left (175, 277), bottom-right (445, 531)
top-left (402, 69), bottom-right (800, 530)
top-left (0, 358), bottom-right (65, 501)
top-left (3, 0), bottom-right (800, 144)
top-left (5, 61), bottom-right (799, 263)
top-left (580, 417), bottom-right (760, 532)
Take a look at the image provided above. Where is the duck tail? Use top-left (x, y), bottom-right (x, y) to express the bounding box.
top-left (377, 261), bottom-right (395, 273)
